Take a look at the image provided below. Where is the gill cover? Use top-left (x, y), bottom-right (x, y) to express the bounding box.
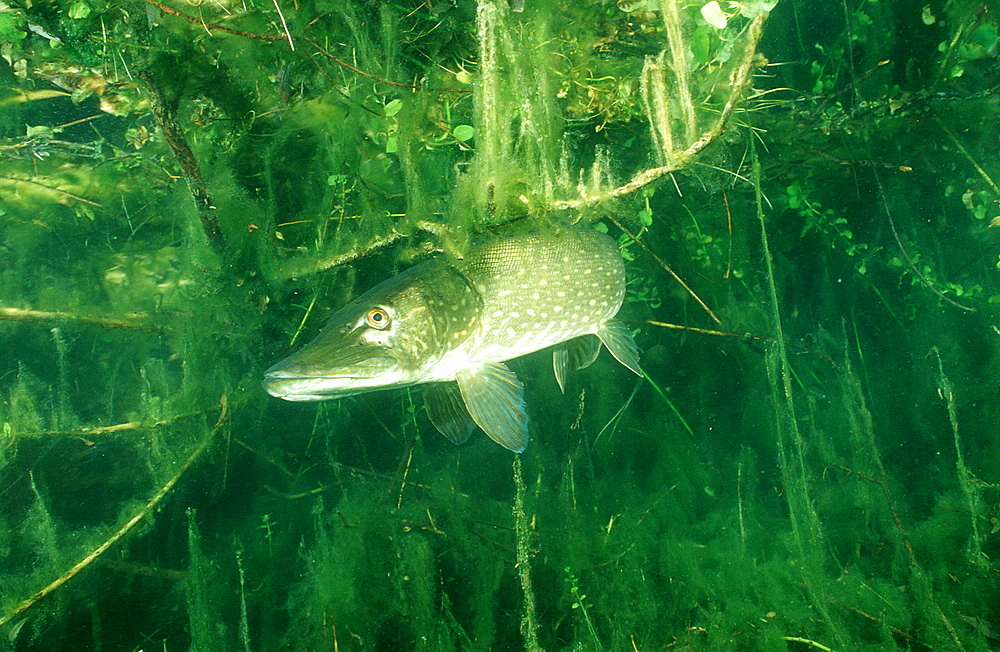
top-left (263, 261), bottom-right (480, 400)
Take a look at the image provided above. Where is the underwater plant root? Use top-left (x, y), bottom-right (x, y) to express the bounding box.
top-left (0, 404), bottom-right (225, 629)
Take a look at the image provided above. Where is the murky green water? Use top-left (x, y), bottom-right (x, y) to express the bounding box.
top-left (1, 0), bottom-right (998, 650)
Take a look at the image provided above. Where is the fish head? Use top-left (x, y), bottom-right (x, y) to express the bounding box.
top-left (264, 261), bottom-right (480, 401)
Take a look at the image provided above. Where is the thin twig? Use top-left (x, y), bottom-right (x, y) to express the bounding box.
top-left (875, 172), bottom-right (975, 312)
top-left (302, 37), bottom-right (423, 90)
top-left (808, 59), bottom-right (891, 121)
top-left (842, 605), bottom-right (917, 642)
top-left (723, 191), bottom-right (734, 278)
top-left (605, 215), bottom-right (721, 324)
top-left (782, 637), bottom-right (832, 652)
top-left (271, 0), bottom-right (295, 51)
top-left (272, 229), bottom-right (406, 280)
top-left (10, 402), bottom-right (226, 442)
top-left (143, 0), bottom-right (285, 41)
top-left (930, 110), bottom-right (1000, 196)
top-left (646, 320), bottom-right (840, 367)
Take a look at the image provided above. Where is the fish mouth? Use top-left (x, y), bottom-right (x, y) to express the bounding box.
top-left (262, 353), bottom-right (397, 400)
top-left (263, 371), bottom-right (359, 400)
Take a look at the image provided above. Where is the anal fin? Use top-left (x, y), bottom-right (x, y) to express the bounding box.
top-left (553, 335), bottom-right (601, 393)
top-left (456, 362), bottom-right (529, 452)
top-left (596, 319), bottom-right (642, 377)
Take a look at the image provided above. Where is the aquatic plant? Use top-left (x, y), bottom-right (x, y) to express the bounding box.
top-left (1, 0), bottom-right (999, 650)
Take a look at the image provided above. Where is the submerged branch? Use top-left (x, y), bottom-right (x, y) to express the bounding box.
top-left (0, 401), bottom-right (226, 629)
top-left (554, 14), bottom-right (766, 211)
top-left (303, 37), bottom-right (426, 91)
top-left (12, 401), bottom-right (227, 439)
top-left (0, 307), bottom-right (172, 334)
top-left (513, 455), bottom-right (542, 652)
top-left (140, 71), bottom-right (224, 254)
top-left (271, 229), bottom-right (407, 281)
top-left (876, 172), bottom-right (976, 312)
top-left (0, 175), bottom-right (104, 207)
top-left (660, 0), bottom-right (697, 143)
top-left (930, 110), bottom-right (1000, 197)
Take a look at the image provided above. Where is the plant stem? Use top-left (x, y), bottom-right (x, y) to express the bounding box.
top-left (513, 454), bottom-right (542, 652)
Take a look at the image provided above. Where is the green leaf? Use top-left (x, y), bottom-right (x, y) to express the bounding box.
top-left (26, 124), bottom-right (54, 137)
top-left (68, 1), bottom-right (91, 19)
top-left (970, 23), bottom-right (999, 51)
top-left (452, 124), bottom-right (475, 142)
top-left (384, 99), bottom-right (403, 118)
top-left (0, 14), bottom-right (26, 40)
top-left (690, 25), bottom-right (711, 63)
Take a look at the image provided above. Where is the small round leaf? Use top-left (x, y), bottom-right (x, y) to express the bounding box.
top-left (453, 125), bottom-right (475, 142)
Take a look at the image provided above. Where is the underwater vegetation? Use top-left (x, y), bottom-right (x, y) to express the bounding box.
top-left (0, 0), bottom-right (999, 649)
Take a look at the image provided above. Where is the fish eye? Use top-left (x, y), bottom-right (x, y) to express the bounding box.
top-left (365, 307), bottom-right (390, 330)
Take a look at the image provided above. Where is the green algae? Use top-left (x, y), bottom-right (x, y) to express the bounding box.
top-left (0, 0), bottom-right (999, 650)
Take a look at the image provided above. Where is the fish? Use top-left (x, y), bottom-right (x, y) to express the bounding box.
top-left (263, 227), bottom-right (642, 452)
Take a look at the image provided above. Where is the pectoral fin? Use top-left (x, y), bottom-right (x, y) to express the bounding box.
top-left (596, 319), bottom-right (642, 376)
top-left (424, 382), bottom-right (476, 445)
top-left (456, 362), bottom-right (529, 452)
top-left (553, 335), bottom-right (601, 393)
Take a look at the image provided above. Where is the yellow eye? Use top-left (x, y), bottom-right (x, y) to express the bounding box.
top-left (365, 307), bottom-right (390, 329)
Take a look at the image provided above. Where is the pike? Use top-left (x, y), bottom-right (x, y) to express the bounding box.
top-left (263, 228), bottom-right (642, 452)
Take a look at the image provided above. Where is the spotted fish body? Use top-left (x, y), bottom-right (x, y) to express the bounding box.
top-left (263, 228), bottom-right (641, 451)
